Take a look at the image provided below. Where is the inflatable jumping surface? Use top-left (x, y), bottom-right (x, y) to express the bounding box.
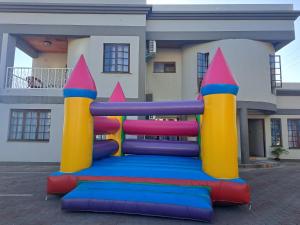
top-left (47, 48), bottom-right (250, 222)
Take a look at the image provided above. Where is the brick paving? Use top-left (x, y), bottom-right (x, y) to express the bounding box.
top-left (0, 162), bottom-right (299, 225)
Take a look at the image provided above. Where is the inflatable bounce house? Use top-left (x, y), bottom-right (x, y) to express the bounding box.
top-left (47, 49), bottom-right (250, 222)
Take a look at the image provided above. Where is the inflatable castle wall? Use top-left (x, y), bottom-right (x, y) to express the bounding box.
top-left (47, 49), bottom-right (250, 222)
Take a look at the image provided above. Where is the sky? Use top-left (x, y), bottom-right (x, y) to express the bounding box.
top-left (14, 0), bottom-right (300, 82)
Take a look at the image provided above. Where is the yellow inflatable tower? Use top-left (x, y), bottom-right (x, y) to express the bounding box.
top-left (201, 48), bottom-right (239, 179)
top-left (60, 55), bottom-right (97, 173)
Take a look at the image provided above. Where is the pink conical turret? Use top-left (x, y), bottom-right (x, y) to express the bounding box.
top-left (109, 82), bottom-right (126, 102)
top-left (202, 48), bottom-right (238, 87)
top-left (64, 55), bottom-right (97, 99)
top-left (201, 48), bottom-right (239, 96)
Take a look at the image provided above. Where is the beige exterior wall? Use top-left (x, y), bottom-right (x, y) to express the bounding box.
top-left (32, 53), bottom-right (67, 68)
top-left (67, 36), bottom-right (140, 99)
top-left (146, 20), bottom-right (294, 33)
top-left (67, 38), bottom-right (89, 68)
top-left (276, 96), bottom-right (300, 109)
top-left (0, 103), bottom-right (63, 162)
top-left (182, 39), bottom-right (276, 103)
top-left (146, 48), bottom-right (182, 101)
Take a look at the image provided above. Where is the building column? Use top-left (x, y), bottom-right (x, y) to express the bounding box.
top-left (0, 33), bottom-right (16, 89)
top-left (0, 34), bottom-right (3, 62)
top-left (138, 30), bottom-right (146, 101)
top-left (239, 107), bottom-right (250, 164)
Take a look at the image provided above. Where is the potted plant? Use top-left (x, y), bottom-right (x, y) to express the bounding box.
top-left (271, 147), bottom-right (288, 161)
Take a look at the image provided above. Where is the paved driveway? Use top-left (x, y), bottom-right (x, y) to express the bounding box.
top-left (0, 162), bottom-right (299, 225)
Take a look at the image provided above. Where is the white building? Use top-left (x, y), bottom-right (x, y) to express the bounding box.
top-left (0, 0), bottom-right (299, 162)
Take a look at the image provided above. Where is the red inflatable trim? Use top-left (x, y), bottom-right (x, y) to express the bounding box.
top-left (47, 175), bottom-right (78, 194)
top-left (47, 175), bottom-right (250, 204)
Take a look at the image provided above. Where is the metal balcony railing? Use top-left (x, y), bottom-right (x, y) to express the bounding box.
top-left (5, 67), bottom-right (72, 89)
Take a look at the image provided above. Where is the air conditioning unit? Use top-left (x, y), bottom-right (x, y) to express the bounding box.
top-left (146, 40), bottom-right (157, 62)
top-left (148, 40), bottom-right (157, 54)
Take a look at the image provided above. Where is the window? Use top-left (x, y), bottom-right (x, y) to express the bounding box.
top-left (153, 62), bottom-right (176, 73)
top-left (197, 53), bottom-right (209, 91)
top-left (103, 44), bottom-right (130, 73)
top-left (288, 119), bottom-right (300, 148)
top-left (8, 109), bottom-right (51, 142)
top-left (269, 54), bottom-right (282, 92)
top-left (271, 119), bottom-right (282, 146)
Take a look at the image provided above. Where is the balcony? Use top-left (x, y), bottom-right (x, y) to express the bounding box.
top-left (5, 67), bottom-right (72, 89)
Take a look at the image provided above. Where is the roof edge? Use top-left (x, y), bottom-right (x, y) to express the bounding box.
top-left (0, 2), bottom-right (152, 15)
top-left (0, 3), bottom-right (299, 21)
top-left (148, 11), bottom-right (300, 21)
top-left (276, 89), bottom-right (300, 96)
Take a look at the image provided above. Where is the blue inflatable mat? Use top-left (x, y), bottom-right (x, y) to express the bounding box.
top-left (52, 155), bottom-right (245, 184)
top-left (62, 181), bottom-right (213, 222)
